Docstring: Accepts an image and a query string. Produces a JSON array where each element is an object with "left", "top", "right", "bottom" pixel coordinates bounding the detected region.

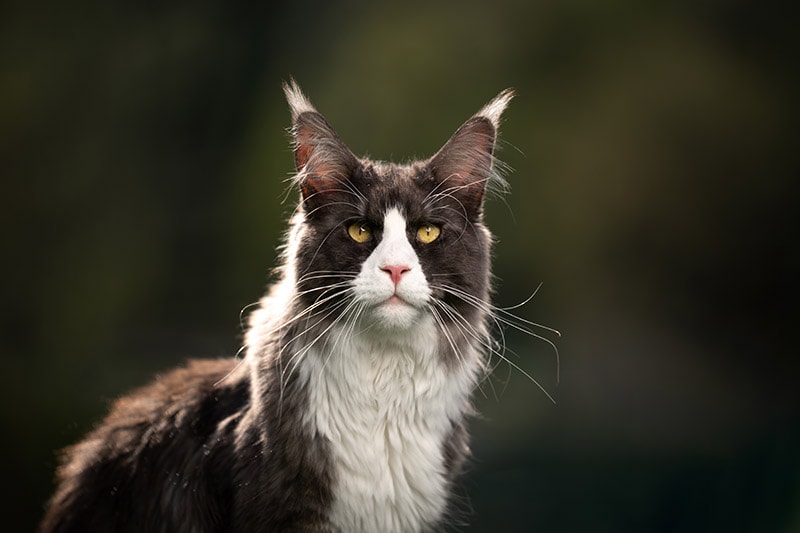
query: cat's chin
[{"left": 368, "top": 297, "right": 425, "bottom": 330}]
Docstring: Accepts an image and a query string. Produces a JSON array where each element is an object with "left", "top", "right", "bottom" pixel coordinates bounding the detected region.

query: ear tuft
[
  {"left": 283, "top": 80, "right": 357, "bottom": 199},
  {"left": 283, "top": 78, "right": 317, "bottom": 122},
  {"left": 475, "top": 88, "right": 515, "bottom": 130}
]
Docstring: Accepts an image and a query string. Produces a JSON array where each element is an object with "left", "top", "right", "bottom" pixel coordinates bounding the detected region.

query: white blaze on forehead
[{"left": 377, "top": 208, "right": 415, "bottom": 267}]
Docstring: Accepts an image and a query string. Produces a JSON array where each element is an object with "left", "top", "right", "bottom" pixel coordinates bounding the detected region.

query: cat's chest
[{"left": 299, "top": 320, "right": 474, "bottom": 532}]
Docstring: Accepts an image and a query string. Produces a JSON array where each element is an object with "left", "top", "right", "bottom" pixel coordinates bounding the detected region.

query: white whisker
[
  {"left": 431, "top": 282, "right": 560, "bottom": 401},
  {"left": 316, "top": 301, "right": 365, "bottom": 382}
]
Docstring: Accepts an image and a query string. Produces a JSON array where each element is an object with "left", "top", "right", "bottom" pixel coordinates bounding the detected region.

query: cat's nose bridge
[{"left": 373, "top": 207, "right": 419, "bottom": 283}]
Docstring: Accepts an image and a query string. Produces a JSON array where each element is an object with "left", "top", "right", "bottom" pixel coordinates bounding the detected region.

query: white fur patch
[{"left": 301, "top": 320, "right": 477, "bottom": 532}]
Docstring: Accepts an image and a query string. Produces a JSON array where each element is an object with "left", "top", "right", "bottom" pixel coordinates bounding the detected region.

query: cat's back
[{"left": 41, "top": 358, "right": 250, "bottom": 533}]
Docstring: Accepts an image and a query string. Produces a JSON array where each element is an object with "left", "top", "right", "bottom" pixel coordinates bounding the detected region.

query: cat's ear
[
  {"left": 283, "top": 80, "right": 358, "bottom": 200},
  {"left": 429, "top": 89, "right": 514, "bottom": 213}
]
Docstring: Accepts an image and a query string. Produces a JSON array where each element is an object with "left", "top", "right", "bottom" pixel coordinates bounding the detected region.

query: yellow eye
[
  {"left": 417, "top": 224, "right": 441, "bottom": 244},
  {"left": 347, "top": 222, "right": 372, "bottom": 243}
]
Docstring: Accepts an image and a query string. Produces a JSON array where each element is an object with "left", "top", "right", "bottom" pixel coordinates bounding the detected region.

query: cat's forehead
[
  {"left": 356, "top": 160, "right": 435, "bottom": 220},
  {"left": 363, "top": 160, "right": 423, "bottom": 180}
]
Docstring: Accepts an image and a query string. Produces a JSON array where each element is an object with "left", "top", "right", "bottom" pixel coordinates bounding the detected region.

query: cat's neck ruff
[{"left": 299, "top": 315, "right": 478, "bottom": 533}]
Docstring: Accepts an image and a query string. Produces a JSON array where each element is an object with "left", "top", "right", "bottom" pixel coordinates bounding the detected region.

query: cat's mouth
[{"left": 374, "top": 286, "right": 432, "bottom": 311}]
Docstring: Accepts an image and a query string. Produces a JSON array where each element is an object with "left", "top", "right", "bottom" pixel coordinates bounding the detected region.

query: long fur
[{"left": 40, "top": 83, "right": 518, "bottom": 533}]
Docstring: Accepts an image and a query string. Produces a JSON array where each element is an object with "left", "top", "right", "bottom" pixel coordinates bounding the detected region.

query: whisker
[
  {"left": 438, "top": 283, "right": 561, "bottom": 342},
  {"left": 434, "top": 298, "right": 556, "bottom": 404},
  {"left": 296, "top": 270, "right": 359, "bottom": 283},
  {"left": 316, "top": 300, "right": 364, "bottom": 382},
  {"left": 429, "top": 302, "right": 497, "bottom": 401},
  {"left": 304, "top": 199, "right": 364, "bottom": 219},
  {"left": 432, "top": 282, "right": 560, "bottom": 399},
  {"left": 212, "top": 344, "right": 250, "bottom": 387},
  {"left": 428, "top": 304, "right": 467, "bottom": 370},
  {"left": 265, "top": 284, "right": 355, "bottom": 335},
  {"left": 239, "top": 301, "right": 262, "bottom": 331},
  {"left": 279, "top": 291, "right": 355, "bottom": 359},
  {"left": 436, "top": 298, "right": 513, "bottom": 400},
  {"left": 284, "top": 297, "right": 358, "bottom": 384},
  {"left": 304, "top": 222, "right": 357, "bottom": 269},
  {"left": 276, "top": 296, "right": 355, "bottom": 412}
]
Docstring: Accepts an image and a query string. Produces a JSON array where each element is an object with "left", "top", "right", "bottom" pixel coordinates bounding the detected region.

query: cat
[{"left": 40, "top": 80, "right": 528, "bottom": 532}]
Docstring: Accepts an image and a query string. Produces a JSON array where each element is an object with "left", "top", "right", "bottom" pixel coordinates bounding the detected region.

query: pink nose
[{"left": 381, "top": 264, "right": 410, "bottom": 286}]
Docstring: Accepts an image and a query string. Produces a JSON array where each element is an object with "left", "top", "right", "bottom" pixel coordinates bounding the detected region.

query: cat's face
[
  {"left": 283, "top": 82, "right": 512, "bottom": 332},
  {"left": 294, "top": 163, "right": 490, "bottom": 331}
]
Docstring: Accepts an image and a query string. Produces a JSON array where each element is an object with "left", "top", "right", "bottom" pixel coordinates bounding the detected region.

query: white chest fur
[{"left": 300, "top": 317, "right": 476, "bottom": 533}]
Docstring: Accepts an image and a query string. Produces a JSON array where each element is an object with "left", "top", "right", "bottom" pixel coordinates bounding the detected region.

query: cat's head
[{"left": 283, "top": 81, "right": 513, "bottom": 333}]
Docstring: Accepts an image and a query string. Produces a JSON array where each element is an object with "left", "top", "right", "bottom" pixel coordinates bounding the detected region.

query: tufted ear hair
[
  {"left": 283, "top": 80, "right": 358, "bottom": 200},
  {"left": 429, "top": 89, "right": 514, "bottom": 214}
]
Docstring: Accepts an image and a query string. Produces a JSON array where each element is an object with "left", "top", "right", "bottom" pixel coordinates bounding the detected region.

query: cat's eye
[
  {"left": 416, "top": 224, "right": 441, "bottom": 244},
  {"left": 347, "top": 222, "right": 372, "bottom": 243}
]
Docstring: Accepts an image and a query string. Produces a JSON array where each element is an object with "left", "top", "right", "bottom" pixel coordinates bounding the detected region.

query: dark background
[{"left": 2, "top": 1, "right": 798, "bottom": 531}]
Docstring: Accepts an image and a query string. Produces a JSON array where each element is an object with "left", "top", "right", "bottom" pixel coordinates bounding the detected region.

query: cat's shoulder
[
  {"left": 102, "top": 358, "right": 245, "bottom": 428},
  {"left": 59, "top": 358, "right": 249, "bottom": 473}
]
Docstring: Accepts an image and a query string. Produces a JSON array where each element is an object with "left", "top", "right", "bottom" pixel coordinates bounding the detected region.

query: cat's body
[{"left": 41, "top": 82, "right": 515, "bottom": 532}]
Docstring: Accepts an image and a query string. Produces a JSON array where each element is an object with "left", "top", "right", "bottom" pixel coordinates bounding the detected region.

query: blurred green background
[{"left": 2, "top": 1, "right": 797, "bottom": 531}]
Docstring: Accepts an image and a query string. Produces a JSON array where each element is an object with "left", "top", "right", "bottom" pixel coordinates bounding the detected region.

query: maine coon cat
[{"left": 41, "top": 81, "right": 540, "bottom": 532}]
